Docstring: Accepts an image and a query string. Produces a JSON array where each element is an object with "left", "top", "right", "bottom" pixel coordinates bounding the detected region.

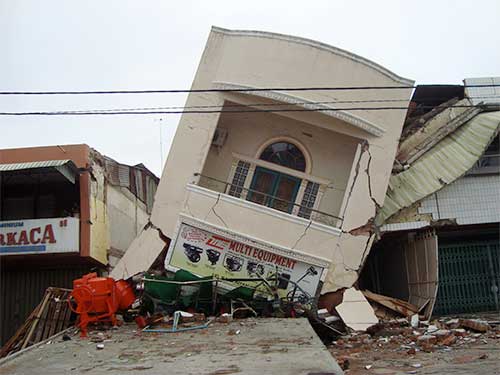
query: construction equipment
[{"left": 68, "top": 273, "right": 135, "bottom": 337}]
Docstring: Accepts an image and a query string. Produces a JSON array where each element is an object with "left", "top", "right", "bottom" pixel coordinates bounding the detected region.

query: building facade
[
  {"left": 112, "top": 27, "right": 413, "bottom": 302},
  {"left": 0, "top": 144, "right": 158, "bottom": 345}
]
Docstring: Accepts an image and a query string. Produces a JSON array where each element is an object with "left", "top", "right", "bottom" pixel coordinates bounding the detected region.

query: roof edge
[{"left": 211, "top": 26, "right": 414, "bottom": 86}]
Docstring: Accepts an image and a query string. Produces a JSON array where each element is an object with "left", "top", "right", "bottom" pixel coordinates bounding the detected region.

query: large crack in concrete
[
  {"left": 206, "top": 193, "right": 228, "bottom": 228},
  {"left": 145, "top": 221, "right": 170, "bottom": 245},
  {"left": 340, "top": 141, "right": 368, "bottom": 221},
  {"left": 365, "top": 147, "right": 383, "bottom": 210},
  {"left": 335, "top": 241, "right": 360, "bottom": 273},
  {"left": 291, "top": 220, "right": 312, "bottom": 249},
  {"left": 327, "top": 141, "right": 386, "bottom": 293}
]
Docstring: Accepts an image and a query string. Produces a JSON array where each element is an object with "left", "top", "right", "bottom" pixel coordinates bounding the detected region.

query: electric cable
[
  {"left": 0, "top": 103, "right": 496, "bottom": 116},
  {"left": 0, "top": 84, "right": 499, "bottom": 96}
]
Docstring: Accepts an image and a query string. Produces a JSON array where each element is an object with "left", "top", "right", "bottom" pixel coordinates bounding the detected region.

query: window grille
[
  {"left": 228, "top": 161, "right": 250, "bottom": 198},
  {"left": 298, "top": 181, "right": 320, "bottom": 219}
]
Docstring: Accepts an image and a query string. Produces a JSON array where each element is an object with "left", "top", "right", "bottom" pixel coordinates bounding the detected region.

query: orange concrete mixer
[{"left": 68, "top": 273, "right": 135, "bottom": 337}]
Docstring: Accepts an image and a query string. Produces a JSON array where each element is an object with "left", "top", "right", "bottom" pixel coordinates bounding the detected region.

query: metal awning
[
  {"left": 377, "top": 111, "right": 500, "bottom": 224},
  {"left": 0, "top": 159, "right": 79, "bottom": 184}
]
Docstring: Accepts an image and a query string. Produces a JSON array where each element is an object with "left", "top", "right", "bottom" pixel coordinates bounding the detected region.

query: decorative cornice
[
  {"left": 213, "top": 81, "right": 386, "bottom": 137},
  {"left": 211, "top": 26, "right": 414, "bottom": 86}
]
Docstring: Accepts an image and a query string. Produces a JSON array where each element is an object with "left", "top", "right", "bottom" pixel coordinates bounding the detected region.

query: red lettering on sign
[
  {"left": 41, "top": 224, "right": 56, "bottom": 244},
  {"left": 30, "top": 227, "right": 41, "bottom": 244},
  {"left": 7, "top": 232, "right": 17, "bottom": 245},
  {"left": 18, "top": 230, "right": 29, "bottom": 245},
  {"left": 206, "top": 235, "right": 230, "bottom": 250},
  {"left": 0, "top": 234, "right": 4, "bottom": 246}
]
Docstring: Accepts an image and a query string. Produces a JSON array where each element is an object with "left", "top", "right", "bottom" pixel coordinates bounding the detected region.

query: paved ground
[{"left": 0, "top": 318, "right": 343, "bottom": 375}]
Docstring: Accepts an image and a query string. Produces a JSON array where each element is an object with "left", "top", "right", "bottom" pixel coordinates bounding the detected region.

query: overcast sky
[{"left": 1, "top": 0, "right": 499, "bottom": 175}]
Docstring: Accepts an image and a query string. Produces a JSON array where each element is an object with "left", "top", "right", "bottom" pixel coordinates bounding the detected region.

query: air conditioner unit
[{"left": 212, "top": 128, "right": 228, "bottom": 148}]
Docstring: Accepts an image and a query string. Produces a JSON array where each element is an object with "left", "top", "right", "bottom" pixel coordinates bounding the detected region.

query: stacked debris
[
  {"left": 126, "top": 269, "right": 315, "bottom": 326},
  {"left": 330, "top": 315, "right": 500, "bottom": 371},
  {"left": 322, "top": 286, "right": 500, "bottom": 372},
  {"left": 0, "top": 287, "right": 73, "bottom": 358}
]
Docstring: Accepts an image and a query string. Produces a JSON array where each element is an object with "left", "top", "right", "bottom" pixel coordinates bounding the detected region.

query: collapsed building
[
  {"left": 111, "top": 27, "right": 414, "bottom": 307},
  {"left": 0, "top": 144, "right": 158, "bottom": 345},
  {"left": 360, "top": 79, "right": 500, "bottom": 318}
]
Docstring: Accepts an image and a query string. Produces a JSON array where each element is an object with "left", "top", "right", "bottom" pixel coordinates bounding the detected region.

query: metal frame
[{"left": 195, "top": 173, "right": 343, "bottom": 226}]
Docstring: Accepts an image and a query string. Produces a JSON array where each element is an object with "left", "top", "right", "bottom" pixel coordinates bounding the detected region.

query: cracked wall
[{"left": 322, "top": 142, "right": 384, "bottom": 293}]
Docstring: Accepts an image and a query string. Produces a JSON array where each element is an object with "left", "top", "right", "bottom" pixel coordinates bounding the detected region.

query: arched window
[
  {"left": 247, "top": 141, "right": 307, "bottom": 213},
  {"left": 259, "top": 142, "right": 306, "bottom": 172}
]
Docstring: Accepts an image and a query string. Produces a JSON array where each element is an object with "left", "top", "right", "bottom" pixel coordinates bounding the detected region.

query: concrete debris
[
  {"left": 458, "top": 319, "right": 490, "bottom": 333},
  {"left": 417, "top": 334, "right": 437, "bottom": 345},
  {"left": 410, "top": 314, "right": 419, "bottom": 328},
  {"left": 329, "top": 313, "right": 500, "bottom": 374},
  {"left": 336, "top": 288, "right": 378, "bottom": 332},
  {"left": 217, "top": 313, "right": 233, "bottom": 324}
]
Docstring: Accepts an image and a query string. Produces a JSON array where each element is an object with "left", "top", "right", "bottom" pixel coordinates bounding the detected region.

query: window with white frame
[{"left": 245, "top": 141, "right": 306, "bottom": 214}]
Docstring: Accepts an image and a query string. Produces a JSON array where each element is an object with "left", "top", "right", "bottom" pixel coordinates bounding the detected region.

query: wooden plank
[
  {"left": 20, "top": 291, "right": 50, "bottom": 350},
  {"left": 2, "top": 287, "right": 75, "bottom": 358},
  {"left": 0, "top": 305, "right": 40, "bottom": 357},
  {"left": 362, "top": 290, "right": 418, "bottom": 318},
  {"left": 47, "top": 289, "right": 67, "bottom": 338},
  {"left": 55, "top": 290, "right": 70, "bottom": 333},
  {"left": 33, "top": 289, "right": 50, "bottom": 342},
  {"left": 40, "top": 291, "right": 57, "bottom": 341},
  {"left": 46, "top": 296, "right": 59, "bottom": 339}
]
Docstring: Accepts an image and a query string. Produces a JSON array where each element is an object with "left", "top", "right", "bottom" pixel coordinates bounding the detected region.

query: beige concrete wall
[
  {"left": 107, "top": 185, "right": 149, "bottom": 254},
  {"left": 112, "top": 27, "right": 413, "bottom": 291},
  {"left": 91, "top": 161, "right": 151, "bottom": 270},
  {"left": 201, "top": 108, "right": 360, "bottom": 217},
  {"left": 182, "top": 184, "right": 340, "bottom": 262},
  {"left": 89, "top": 163, "right": 109, "bottom": 265}
]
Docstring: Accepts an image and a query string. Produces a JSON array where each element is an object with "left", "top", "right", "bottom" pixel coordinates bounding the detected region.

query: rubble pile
[{"left": 329, "top": 316, "right": 500, "bottom": 372}]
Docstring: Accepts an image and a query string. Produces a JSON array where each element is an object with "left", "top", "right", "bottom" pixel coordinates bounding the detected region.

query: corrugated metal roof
[
  {"left": 377, "top": 111, "right": 500, "bottom": 224},
  {"left": 0, "top": 159, "right": 74, "bottom": 171},
  {"left": 0, "top": 160, "right": 78, "bottom": 184}
]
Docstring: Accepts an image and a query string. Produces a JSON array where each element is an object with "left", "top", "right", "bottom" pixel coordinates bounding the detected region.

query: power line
[
  {"left": 0, "top": 104, "right": 492, "bottom": 116},
  {"left": 1, "top": 84, "right": 500, "bottom": 96},
  {"left": 40, "top": 94, "right": 500, "bottom": 114}
]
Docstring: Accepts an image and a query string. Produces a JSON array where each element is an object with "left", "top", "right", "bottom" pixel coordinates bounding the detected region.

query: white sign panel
[
  {"left": 166, "top": 222, "right": 326, "bottom": 299},
  {"left": 0, "top": 218, "right": 79, "bottom": 255}
]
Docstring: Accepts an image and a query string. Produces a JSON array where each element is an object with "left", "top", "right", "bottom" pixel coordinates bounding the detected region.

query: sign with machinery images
[{"left": 165, "top": 221, "right": 327, "bottom": 299}]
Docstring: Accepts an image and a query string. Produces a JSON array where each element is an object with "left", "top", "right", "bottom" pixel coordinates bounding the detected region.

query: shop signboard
[
  {"left": 165, "top": 221, "right": 328, "bottom": 299},
  {"left": 0, "top": 217, "right": 79, "bottom": 255}
]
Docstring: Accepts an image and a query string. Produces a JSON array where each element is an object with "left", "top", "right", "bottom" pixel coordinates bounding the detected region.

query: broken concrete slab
[
  {"left": 336, "top": 288, "right": 378, "bottom": 331},
  {"left": 0, "top": 319, "right": 344, "bottom": 375},
  {"left": 110, "top": 225, "right": 168, "bottom": 280}
]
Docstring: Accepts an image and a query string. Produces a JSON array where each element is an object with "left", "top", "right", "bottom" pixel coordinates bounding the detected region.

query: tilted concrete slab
[{"left": 0, "top": 318, "right": 343, "bottom": 375}]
